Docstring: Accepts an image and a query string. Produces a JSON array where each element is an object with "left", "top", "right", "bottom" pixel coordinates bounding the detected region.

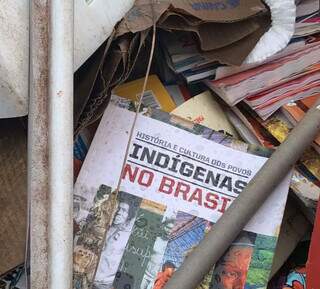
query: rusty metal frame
[
  {"left": 29, "top": 1, "right": 74, "bottom": 289},
  {"left": 29, "top": 1, "right": 49, "bottom": 288}
]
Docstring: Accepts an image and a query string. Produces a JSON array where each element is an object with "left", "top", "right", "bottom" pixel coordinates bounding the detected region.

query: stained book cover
[{"left": 73, "top": 99, "right": 291, "bottom": 289}]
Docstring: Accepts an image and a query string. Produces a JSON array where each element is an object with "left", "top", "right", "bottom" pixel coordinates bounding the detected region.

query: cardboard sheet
[
  {"left": 75, "top": 0, "right": 271, "bottom": 132},
  {"left": 0, "top": 119, "right": 27, "bottom": 275}
]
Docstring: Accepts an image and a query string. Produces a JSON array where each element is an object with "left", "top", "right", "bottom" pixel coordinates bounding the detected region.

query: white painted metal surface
[
  {"left": 0, "top": 0, "right": 134, "bottom": 119},
  {"left": 75, "top": 0, "right": 135, "bottom": 70},
  {"left": 0, "top": 0, "right": 29, "bottom": 118},
  {"left": 48, "top": 1, "right": 74, "bottom": 288}
]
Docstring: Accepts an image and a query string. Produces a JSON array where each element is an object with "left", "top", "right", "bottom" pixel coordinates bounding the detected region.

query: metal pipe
[
  {"left": 29, "top": 0, "right": 74, "bottom": 288},
  {"left": 29, "top": 0, "right": 50, "bottom": 288},
  {"left": 48, "top": 1, "right": 74, "bottom": 289},
  {"left": 164, "top": 99, "right": 320, "bottom": 289}
]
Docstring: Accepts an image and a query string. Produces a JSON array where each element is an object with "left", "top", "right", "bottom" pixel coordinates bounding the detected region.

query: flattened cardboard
[
  {"left": 0, "top": 119, "right": 27, "bottom": 275},
  {"left": 203, "top": 14, "right": 270, "bottom": 65},
  {"left": 115, "top": 0, "right": 170, "bottom": 36},
  {"left": 74, "top": 41, "right": 109, "bottom": 128},
  {"left": 159, "top": 14, "right": 262, "bottom": 51},
  {"left": 198, "top": 19, "right": 261, "bottom": 50},
  {"left": 116, "top": 0, "right": 267, "bottom": 36},
  {"left": 171, "top": 0, "right": 266, "bottom": 22},
  {"left": 76, "top": 30, "right": 149, "bottom": 133},
  {"left": 75, "top": 0, "right": 271, "bottom": 131}
]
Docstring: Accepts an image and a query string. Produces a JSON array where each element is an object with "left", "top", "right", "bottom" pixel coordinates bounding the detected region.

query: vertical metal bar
[
  {"left": 29, "top": 0, "right": 74, "bottom": 288},
  {"left": 48, "top": 1, "right": 74, "bottom": 289},
  {"left": 29, "top": 0, "right": 49, "bottom": 289}
]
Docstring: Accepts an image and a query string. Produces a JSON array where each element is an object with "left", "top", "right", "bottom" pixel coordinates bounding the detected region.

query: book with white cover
[{"left": 73, "top": 100, "right": 291, "bottom": 289}]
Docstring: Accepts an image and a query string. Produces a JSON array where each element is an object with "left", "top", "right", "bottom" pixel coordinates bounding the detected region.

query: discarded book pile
[
  {"left": 73, "top": 81, "right": 319, "bottom": 289},
  {"left": 70, "top": 1, "right": 320, "bottom": 289},
  {"left": 1, "top": 1, "right": 319, "bottom": 289}
]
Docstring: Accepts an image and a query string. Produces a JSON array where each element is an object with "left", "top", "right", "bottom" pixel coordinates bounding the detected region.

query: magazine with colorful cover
[{"left": 73, "top": 99, "right": 291, "bottom": 289}]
